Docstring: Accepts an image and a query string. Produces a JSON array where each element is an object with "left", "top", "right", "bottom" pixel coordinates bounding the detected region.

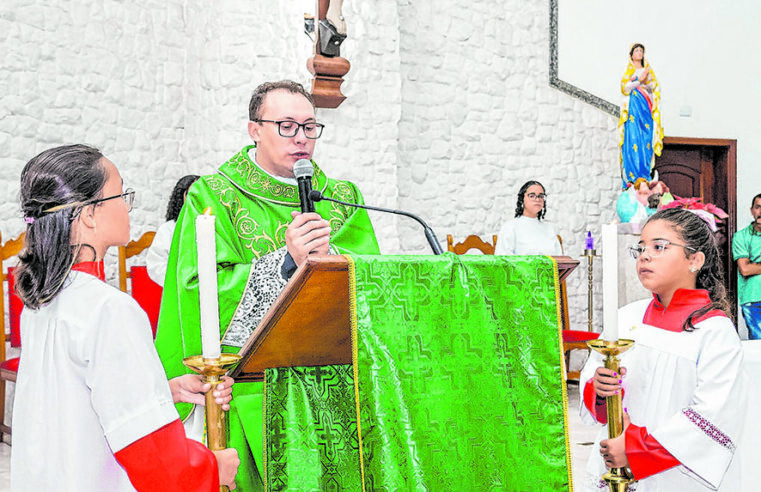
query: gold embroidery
[
  {"left": 326, "top": 181, "right": 356, "bottom": 232},
  {"left": 206, "top": 175, "right": 282, "bottom": 258}
]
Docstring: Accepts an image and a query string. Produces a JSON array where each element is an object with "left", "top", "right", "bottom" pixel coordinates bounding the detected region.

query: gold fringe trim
[
  {"left": 346, "top": 255, "right": 367, "bottom": 492},
  {"left": 263, "top": 371, "right": 269, "bottom": 490},
  {"left": 548, "top": 256, "right": 574, "bottom": 491}
]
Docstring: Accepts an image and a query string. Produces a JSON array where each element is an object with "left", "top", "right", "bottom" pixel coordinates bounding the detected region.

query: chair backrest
[
  {"left": 129, "top": 266, "right": 163, "bottom": 338},
  {"left": 118, "top": 231, "right": 156, "bottom": 292},
  {"left": 1, "top": 232, "right": 26, "bottom": 355},
  {"left": 446, "top": 234, "right": 498, "bottom": 255},
  {"left": 556, "top": 234, "right": 565, "bottom": 255}
]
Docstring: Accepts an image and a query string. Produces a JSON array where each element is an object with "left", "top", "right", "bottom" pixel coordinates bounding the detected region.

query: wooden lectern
[{"left": 230, "top": 255, "right": 579, "bottom": 382}]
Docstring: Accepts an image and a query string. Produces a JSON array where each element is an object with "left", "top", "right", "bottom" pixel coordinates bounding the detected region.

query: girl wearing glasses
[
  {"left": 11, "top": 145, "right": 239, "bottom": 491},
  {"left": 494, "top": 180, "right": 562, "bottom": 256},
  {"left": 579, "top": 208, "right": 747, "bottom": 491}
]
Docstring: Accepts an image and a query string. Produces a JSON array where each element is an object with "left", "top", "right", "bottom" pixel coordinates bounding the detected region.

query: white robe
[
  {"left": 145, "top": 219, "right": 176, "bottom": 286},
  {"left": 494, "top": 215, "right": 562, "bottom": 255},
  {"left": 579, "top": 299, "right": 748, "bottom": 491},
  {"left": 11, "top": 271, "right": 179, "bottom": 491}
]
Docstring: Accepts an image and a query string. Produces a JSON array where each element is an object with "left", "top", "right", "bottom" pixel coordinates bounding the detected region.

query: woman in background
[
  {"left": 495, "top": 180, "right": 562, "bottom": 256},
  {"left": 146, "top": 175, "right": 199, "bottom": 286}
]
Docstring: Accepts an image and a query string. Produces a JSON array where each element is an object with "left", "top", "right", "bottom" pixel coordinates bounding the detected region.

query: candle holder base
[
  {"left": 587, "top": 339, "right": 636, "bottom": 492},
  {"left": 183, "top": 353, "right": 241, "bottom": 492},
  {"left": 602, "top": 468, "right": 635, "bottom": 492}
]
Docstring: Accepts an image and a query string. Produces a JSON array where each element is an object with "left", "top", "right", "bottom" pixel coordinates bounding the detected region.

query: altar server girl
[
  {"left": 10, "top": 145, "right": 239, "bottom": 491},
  {"left": 579, "top": 208, "right": 747, "bottom": 491}
]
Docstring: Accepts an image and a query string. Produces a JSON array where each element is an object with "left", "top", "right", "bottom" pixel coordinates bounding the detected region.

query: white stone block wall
[
  {"left": 396, "top": 0, "right": 620, "bottom": 330},
  {"left": 1, "top": 0, "right": 620, "bottom": 335}
]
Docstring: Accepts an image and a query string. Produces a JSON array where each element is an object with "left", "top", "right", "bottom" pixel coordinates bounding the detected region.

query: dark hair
[
  {"left": 629, "top": 43, "right": 646, "bottom": 63},
  {"left": 514, "top": 180, "right": 547, "bottom": 220},
  {"left": 15, "top": 144, "right": 107, "bottom": 309},
  {"left": 645, "top": 208, "right": 730, "bottom": 330},
  {"left": 248, "top": 80, "right": 314, "bottom": 121},
  {"left": 751, "top": 193, "right": 761, "bottom": 208},
  {"left": 165, "top": 175, "right": 200, "bottom": 222}
]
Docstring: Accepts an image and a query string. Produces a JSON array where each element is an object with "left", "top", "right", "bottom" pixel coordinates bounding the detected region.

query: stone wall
[{"left": 1, "top": 0, "right": 621, "bottom": 331}]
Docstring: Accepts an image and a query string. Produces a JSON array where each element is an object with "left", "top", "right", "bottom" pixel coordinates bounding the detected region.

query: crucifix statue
[{"left": 307, "top": 0, "right": 350, "bottom": 108}]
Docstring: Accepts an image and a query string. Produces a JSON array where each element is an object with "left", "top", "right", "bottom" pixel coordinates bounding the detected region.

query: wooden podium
[{"left": 230, "top": 255, "right": 579, "bottom": 382}]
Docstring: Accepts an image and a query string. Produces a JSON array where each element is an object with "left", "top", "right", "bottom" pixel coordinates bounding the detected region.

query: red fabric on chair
[
  {"left": 0, "top": 357, "right": 19, "bottom": 373},
  {"left": 130, "top": 266, "right": 163, "bottom": 338},
  {"left": 0, "top": 357, "right": 19, "bottom": 383},
  {"left": 562, "top": 330, "right": 600, "bottom": 343},
  {"left": 6, "top": 267, "right": 23, "bottom": 348}
]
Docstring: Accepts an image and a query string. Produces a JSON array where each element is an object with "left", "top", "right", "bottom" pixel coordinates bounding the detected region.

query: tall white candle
[
  {"left": 196, "top": 209, "right": 221, "bottom": 360},
  {"left": 601, "top": 223, "right": 619, "bottom": 340}
]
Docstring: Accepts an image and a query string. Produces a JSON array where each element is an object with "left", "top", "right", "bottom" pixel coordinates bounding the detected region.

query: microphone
[
  {"left": 293, "top": 159, "right": 315, "bottom": 213},
  {"left": 309, "top": 189, "right": 444, "bottom": 255}
]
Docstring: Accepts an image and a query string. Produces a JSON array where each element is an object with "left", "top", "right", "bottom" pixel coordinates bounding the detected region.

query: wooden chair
[
  {"left": 118, "top": 231, "right": 156, "bottom": 292},
  {"left": 0, "top": 231, "right": 25, "bottom": 439},
  {"left": 446, "top": 234, "right": 498, "bottom": 255},
  {"left": 118, "top": 231, "right": 162, "bottom": 337}
]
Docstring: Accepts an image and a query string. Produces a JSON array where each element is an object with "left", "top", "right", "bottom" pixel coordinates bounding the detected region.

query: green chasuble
[
  {"left": 264, "top": 254, "right": 572, "bottom": 491},
  {"left": 155, "top": 145, "right": 379, "bottom": 491}
]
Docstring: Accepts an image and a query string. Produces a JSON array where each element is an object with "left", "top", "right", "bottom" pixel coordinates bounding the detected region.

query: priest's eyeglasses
[
  {"left": 254, "top": 119, "right": 325, "bottom": 139},
  {"left": 526, "top": 193, "right": 546, "bottom": 201},
  {"left": 89, "top": 188, "right": 136, "bottom": 212},
  {"left": 628, "top": 239, "right": 696, "bottom": 259}
]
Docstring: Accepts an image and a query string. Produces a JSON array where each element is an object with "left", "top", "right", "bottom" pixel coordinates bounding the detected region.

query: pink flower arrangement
[{"left": 661, "top": 196, "right": 728, "bottom": 232}]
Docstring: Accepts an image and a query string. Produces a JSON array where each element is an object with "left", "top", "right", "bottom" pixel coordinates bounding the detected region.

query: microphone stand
[{"left": 309, "top": 190, "right": 443, "bottom": 255}]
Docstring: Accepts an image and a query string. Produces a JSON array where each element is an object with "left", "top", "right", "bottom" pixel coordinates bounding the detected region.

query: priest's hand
[
  {"left": 600, "top": 411, "right": 631, "bottom": 469},
  {"left": 592, "top": 366, "right": 627, "bottom": 398},
  {"left": 213, "top": 448, "right": 240, "bottom": 490},
  {"left": 286, "top": 211, "right": 332, "bottom": 266},
  {"left": 168, "top": 374, "right": 235, "bottom": 411}
]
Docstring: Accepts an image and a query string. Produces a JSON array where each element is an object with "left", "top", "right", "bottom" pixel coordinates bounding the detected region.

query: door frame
[{"left": 659, "top": 136, "right": 738, "bottom": 320}]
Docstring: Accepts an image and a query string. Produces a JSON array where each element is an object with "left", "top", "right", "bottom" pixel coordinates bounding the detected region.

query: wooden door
[{"left": 655, "top": 137, "right": 738, "bottom": 320}]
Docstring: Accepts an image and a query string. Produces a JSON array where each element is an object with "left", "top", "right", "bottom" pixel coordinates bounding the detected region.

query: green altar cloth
[{"left": 264, "top": 254, "right": 572, "bottom": 491}]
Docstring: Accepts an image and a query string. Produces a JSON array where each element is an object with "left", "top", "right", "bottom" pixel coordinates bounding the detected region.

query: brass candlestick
[
  {"left": 183, "top": 353, "right": 242, "bottom": 492},
  {"left": 581, "top": 248, "right": 598, "bottom": 332},
  {"left": 586, "top": 339, "right": 635, "bottom": 492}
]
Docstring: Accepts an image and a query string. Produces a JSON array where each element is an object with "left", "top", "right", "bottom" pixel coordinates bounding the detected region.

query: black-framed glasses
[
  {"left": 89, "top": 188, "right": 135, "bottom": 212},
  {"left": 526, "top": 193, "right": 546, "bottom": 201},
  {"left": 253, "top": 119, "right": 325, "bottom": 139},
  {"left": 628, "top": 239, "right": 696, "bottom": 259}
]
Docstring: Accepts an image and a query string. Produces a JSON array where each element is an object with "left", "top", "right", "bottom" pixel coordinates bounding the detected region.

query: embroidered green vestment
[{"left": 155, "top": 146, "right": 379, "bottom": 491}]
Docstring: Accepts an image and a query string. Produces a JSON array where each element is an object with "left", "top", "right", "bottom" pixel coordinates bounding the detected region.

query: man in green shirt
[
  {"left": 155, "top": 80, "right": 379, "bottom": 491},
  {"left": 732, "top": 193, "right": 761, "bottom": 339}
]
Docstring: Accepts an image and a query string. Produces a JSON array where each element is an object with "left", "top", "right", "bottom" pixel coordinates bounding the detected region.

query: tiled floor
[{"left": 0, "top": 382, "right": 598, "bottom": 491}]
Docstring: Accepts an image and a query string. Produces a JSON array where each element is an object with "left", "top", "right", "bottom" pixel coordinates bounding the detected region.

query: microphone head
[
  {"left": 308, "top": 190, "right": 323, "bottom": 202},
  {"left": 293, "top": 159, "right": 314, "bottom": 179}
]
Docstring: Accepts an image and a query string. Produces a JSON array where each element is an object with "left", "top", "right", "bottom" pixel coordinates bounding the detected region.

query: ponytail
[{"left": 15, "top": 145, "right": 106, "bottom": 309}]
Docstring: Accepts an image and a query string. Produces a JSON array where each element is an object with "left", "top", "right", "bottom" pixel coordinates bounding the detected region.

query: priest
[{"left": 155, "top": 80, "right": 379, "bottom": 491}]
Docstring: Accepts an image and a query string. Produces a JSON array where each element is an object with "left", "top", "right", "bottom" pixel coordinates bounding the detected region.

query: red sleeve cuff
[
  {"left": 115, "top": 419, "right": 219, "bottom": 492},
  {"left": 583, "top": 379, "right": 608, "bottom": 424},
  {"left": 625, "top": 423, "right": 680, "bottom": 480}
]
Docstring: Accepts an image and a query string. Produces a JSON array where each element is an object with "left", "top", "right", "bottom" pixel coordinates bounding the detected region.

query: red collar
[
  {"left": 71, "top": 261, "right": 106, "bottom": 282},
  {"left": 643, "top": 288, "right": 725, "bottom": 332}
]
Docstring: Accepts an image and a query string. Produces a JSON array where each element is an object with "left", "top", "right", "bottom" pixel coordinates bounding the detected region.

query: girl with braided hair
[
  {"left": 494, "top": 180, "right": 562, "bottom": 255},
  {"left": 579, "top": 208, "right": 747, "bottom": 491}
]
